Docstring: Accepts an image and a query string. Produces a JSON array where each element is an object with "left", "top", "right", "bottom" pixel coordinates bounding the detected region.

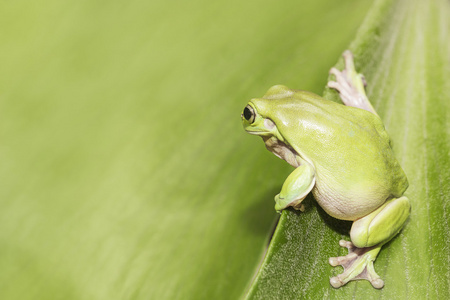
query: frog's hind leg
[
  {"left": 328, "top": 50, "right": 378, "bottom": 116},
  {"left": 329, "top": 196, "right": 411, "bottom": 289}
]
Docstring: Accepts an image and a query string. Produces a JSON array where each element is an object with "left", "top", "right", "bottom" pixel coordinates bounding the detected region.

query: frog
[{"left": 241, "top": 50, "right": 410, "bottom": 289}]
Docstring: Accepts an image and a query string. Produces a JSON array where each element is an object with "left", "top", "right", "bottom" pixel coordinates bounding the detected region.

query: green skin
[{"left": 241, "top": 51, "right": 410, "bottom": 289}]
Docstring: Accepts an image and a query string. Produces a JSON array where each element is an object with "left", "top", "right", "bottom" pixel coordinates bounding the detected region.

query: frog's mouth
[
  {"left": 245, "top": 129, "right": 269, "bottom": 135},
  {"left": 262, "top": 136, "right": 300, "bottom": 168}
]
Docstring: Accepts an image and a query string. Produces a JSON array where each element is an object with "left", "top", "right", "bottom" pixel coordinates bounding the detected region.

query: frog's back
[{"left": 269, "top": 91, "right": 408, "bottom": 220}]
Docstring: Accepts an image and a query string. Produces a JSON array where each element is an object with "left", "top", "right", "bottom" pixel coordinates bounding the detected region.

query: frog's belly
[{"left": 312, "top": 176, "right": 389, "bottom": 221}]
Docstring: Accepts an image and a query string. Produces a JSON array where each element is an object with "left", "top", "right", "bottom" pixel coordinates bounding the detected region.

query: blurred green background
[{"left": 0, "top": 0, "right": 372, "bottom": 299}]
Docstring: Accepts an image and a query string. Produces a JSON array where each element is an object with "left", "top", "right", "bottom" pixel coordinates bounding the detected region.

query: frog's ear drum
[{"left": 243, "top": 105, "right": 255, "bottom": 124}]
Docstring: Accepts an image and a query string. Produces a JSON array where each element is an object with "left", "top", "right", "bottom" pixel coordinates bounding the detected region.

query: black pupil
[{"left": 243, "top": 107, "right": 252, "bottom": 120}]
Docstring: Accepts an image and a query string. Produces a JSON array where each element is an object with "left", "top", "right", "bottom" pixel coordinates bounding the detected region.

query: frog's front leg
[
  {"left": 328, "top": 50, "right": 378, "bottom": 116},
  {"left": 329, "top": 196, "right": 410, "bottom": 288},
  {"left": 274, "top": 158, "right": 315, "bottom": 213}
]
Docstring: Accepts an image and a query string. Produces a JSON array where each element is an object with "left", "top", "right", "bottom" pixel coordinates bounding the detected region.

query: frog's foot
[
  {"left": 327, "top": 50, "right": 377, "bottom": 116},
  {"left": 329, "top": 240, "right": 384, "bottom": 289}
]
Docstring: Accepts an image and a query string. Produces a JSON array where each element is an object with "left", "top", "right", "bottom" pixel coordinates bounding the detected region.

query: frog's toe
[
  {"left": 330, "top": 275, "right": 345, "bottom": 288},
  {"left": 329, "top": 240, "right": 384, "bottom": 289},
  {"left": 328, "top": 68, "right": 351, "bottom": 89},
  {"left": 359, "top": 261, "right": 385, "bottom": 288},
  {"left": 339, "top": 239, "right": 354, "bottom": 248},
  {"left": 327, "top": 80, "right": 339, "bottom": 89},
  {"left": 328, "top": 67, "right": 342, "bottom": 77},
  {"left": 329, "top": 252, "right": 357, "bottom": 266},
  {"left": 342, "top": 50, "right": 355, "bottom": 69},
  {"left": 327, "top": 81, "right": 341, "bottom": 91},
  {"left": 370, "top": 278, "right": 385, "bottom": 289}
]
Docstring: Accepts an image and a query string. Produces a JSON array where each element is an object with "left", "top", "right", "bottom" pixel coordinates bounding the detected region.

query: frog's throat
[{"left": 263, "top": 136, "right": 301, "bottom": 168}]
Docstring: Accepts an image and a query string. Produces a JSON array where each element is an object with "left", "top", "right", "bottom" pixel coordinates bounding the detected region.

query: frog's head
[
  {"left": 241, "top": 101, "right": 279, "bottom": 138},
  {"left": 241, "top": 85, "right": 308, "bottom": 168},
  {"left": 241, "top": 85, "right": 296, "bottom": 141},
  {"left": 242, "top": 98, "right": 303, "bottom": 167}
]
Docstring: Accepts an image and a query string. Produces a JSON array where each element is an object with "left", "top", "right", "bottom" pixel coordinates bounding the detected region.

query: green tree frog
[{"left": 241, "top": 51, "right": 410, "bottom": 289}]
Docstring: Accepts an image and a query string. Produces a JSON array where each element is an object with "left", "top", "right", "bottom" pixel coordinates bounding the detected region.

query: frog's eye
[{"left": 243, "top": 105, "right": 255, "bottom": 124}]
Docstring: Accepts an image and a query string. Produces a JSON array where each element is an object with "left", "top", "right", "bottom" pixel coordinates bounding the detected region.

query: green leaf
[{"left": 246, "top": 0, "right": 450, "bottom": 299}]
